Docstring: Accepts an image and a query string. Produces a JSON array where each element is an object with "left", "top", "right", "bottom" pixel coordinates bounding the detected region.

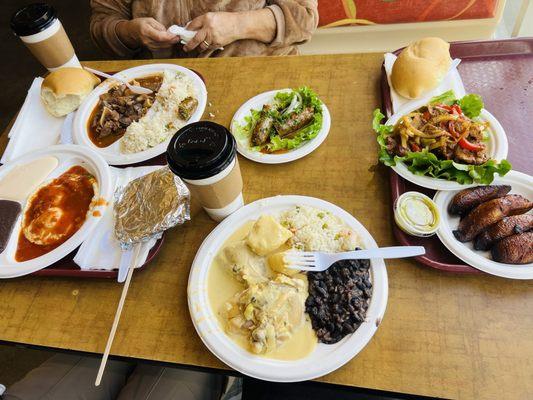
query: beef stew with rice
[{"left": 87, "top": 75, "right": 163, "bottom": 148}]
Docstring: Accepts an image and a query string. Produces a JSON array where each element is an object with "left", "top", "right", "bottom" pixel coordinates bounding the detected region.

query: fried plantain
[
  {"left": 491, "top": 231, "right": 533, "bottom": 264},
  {"left": 448, "top": 185, "right": 511, "bottom": 216},
  {"left": 474, "top": 214, "right": 533, "bottom": 250},
  {"left": 453, "top": 195, "right": 533, "bottom": 242}
]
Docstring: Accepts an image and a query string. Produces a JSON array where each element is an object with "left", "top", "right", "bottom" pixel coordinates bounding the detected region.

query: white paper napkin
[
  {"left": 167, "top": 24, "right": 223, "bottom": 50},
  {"left": 59, "top": 112, "right": 75, "bottom": 144},
  {"left": 383, "top": 54, "right": 466, "bottom": 116},
  {"left": 74, "top": 165, "right": 164, "bottom": 271},
  {"left": 2, "top": 78, "right": 64, "bottom": 163},
  {"left": 168, "top": 25, "right": 196, "bottom": 44}
]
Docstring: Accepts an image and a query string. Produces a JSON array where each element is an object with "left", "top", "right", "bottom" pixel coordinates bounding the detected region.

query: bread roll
[
  {"left": 391, "top": 37, "right": 452, "bottom": 99},
  {"left": 41, "top": 67, "right": 100, "bottom": 117}
]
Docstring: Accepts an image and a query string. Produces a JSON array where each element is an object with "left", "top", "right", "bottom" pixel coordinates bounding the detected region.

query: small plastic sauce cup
[{"left": 394, "top": 191, "right": 440, "bottom": 237}]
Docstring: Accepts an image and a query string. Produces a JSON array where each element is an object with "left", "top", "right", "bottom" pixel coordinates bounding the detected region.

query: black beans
[{"left": 306, "top": 257, "right": 372, "bottom": 344}]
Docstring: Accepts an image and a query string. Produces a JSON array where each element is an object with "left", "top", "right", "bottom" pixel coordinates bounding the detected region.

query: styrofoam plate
[
  {"left": 73, "top": 63, "right": 207, "bottom": 166},
  {"left": 433, "top": 170, "right": 533, "bottom": 279},
  {"left": 386, "top": 100, "right": 509, "bottom": 191},
  {"left": 0, "top": 145, "right": 112, "bottom": 278},
  {"left": 187, "top": 195, "right": 388, "bottom": 382},
  {"left": 230, "top": 90, "right": 331, "bottom": 164}
]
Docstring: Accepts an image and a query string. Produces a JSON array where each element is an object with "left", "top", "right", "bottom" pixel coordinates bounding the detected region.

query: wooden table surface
[{"left": 1, "top": 54, "right": 533, "bottom": 400}]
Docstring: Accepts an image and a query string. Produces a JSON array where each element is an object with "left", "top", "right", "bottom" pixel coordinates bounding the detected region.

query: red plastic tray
[
  {"left": 381, "top": 38, "right": 533, "bottom": 273},
  {"left": 32, "top": 238, "right": 165, "bottom": 278},
  {"left": 31, "top": 154, "right": 169, "bottom": 278},
  {"left": 22, "top": 68, "right": 206, "bottom": 278}
]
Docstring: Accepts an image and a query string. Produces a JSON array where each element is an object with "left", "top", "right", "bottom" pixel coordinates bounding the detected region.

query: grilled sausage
[
  {"left": 178, "top": 97, "right": 198, "bottom": 120},
  {"left": 448, "top": 185, "right": 511, "bottom": 216},
  {"left": 251, "top": 104, "right": 274, "bottom": 146},
  {"left": 474, "top": 214, "right": 533, "bottom": 250},
  {"left": 491, "top": 231, "right": 533, "bottom": 264},
  {"left": 453, "top": 195, "right": 533, "bottom": 242},
  {"left": 275, "top": 107, "right": 314, "bottom": 138}
]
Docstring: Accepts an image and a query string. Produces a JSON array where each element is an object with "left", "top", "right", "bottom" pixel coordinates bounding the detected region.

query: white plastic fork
[
  {"left": 83, "top": 66, "right": 153, "bottom": 95},
  {"left": 284, "top": 246, "right": 425, "bottom": 272}
]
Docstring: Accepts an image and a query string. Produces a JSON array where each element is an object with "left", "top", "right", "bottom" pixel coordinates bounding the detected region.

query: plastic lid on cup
[
  {"left": 166, "top": 121, "right": 236, "bottom": 180},
  {"left": 11, "top": 3, "right": 57, "bottom": 37}
]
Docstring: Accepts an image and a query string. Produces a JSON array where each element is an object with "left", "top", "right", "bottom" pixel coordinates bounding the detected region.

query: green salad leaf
[
  {"left": 429, "top": 90, "right": 456, "bottom": 106},
  {"left": 373, "top": 109, "right": 395, "bottom": 166},
  {"left": 233, "top": 109, "right": 263, "bottom": 152},
  {"left": 429, "top": 90, "right": 484, "bottom": 118},
  {"left": 234, "top": 86, "right": 323, "bottom": 153},
  {"left": 458, "top": 94, "right": 483, "bottom": 118},
  {"left": 372, "top": 106, "right": 511, "bottom": 185}
]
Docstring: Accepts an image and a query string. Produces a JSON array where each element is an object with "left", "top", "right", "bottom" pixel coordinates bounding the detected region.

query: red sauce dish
[{"left": 15, "top": 166, "right": 97, "bottom": 262}]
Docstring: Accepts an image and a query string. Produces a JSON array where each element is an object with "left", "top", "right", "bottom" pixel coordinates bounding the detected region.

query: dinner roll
[
  {"left": 41, "top": 67, "right": 100, "bottom": 117},
  {"left": 391, "top": 37, "right": 452, "bottom": 99}
]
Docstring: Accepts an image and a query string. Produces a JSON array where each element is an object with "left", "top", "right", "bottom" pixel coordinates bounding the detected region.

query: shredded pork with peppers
[{"left": 386, "top": 103, "right": 488, "bottom": 165}]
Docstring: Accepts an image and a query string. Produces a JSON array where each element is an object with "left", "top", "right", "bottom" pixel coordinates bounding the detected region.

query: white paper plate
[
  {"left": 434, "top": 170, "right": 533, "bottom": 279},
  {"left": 386, "top": 100, "right": 508, "bottom": 191},
  {"left": 230, "top": 90, "right": 331, "bottom": 164},
  {"left": 188, "top": 195, "right": 388, "bottom": 382},
  {"left": 0, "top": 145, "right": 112, "bottom": 278},
  {"left": 73, "top": 63, "right": 207, "bottom": 165}
]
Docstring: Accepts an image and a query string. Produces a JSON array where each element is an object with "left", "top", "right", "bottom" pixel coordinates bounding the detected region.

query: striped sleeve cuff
[
  {"left": 108, "top": 19, "right": 141, "bottom": 58},
  {"left": 266, "top": 5, "right": 286, "bottom": 48}
]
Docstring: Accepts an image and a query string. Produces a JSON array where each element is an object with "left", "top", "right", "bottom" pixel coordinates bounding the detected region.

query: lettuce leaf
[
  {"left": 429, "top": 91, "right": 484, "bottom": 118},
  {"left": 373, "top": 109, "right": 396, "bottom": 166},
  {"left": 273, "top": 91, "right": 295, "bottom": 111},
  {"left": 232, "top": 108, "right": 262, "bottom": 151},
  {"left": 429, "top": 90, "right": 456, "bottom": 105},
  {"left": 458, "top": 94, "right": 483, "bottom": 118},
  {"left": 372, "top": 108, "right": 511, "bottom": 185}
]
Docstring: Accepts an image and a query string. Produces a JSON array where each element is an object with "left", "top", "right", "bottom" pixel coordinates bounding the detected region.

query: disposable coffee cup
[
  {"left": 167, "top": 121, "right": 244, "bottom": 222},
  {"left": 11, "top": 3, "right": 81, "bottom": 71}
]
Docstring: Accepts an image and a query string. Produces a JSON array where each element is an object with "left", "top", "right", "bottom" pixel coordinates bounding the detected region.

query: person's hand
[
  {"left": 117, "top": 18, "right": 180, "bottom": 52},
  {"left": 183, "top": 12, "right": 240, "bottom": 52},
  {"left": 184, "top": 10, "right": 276, "bottom": 53}
]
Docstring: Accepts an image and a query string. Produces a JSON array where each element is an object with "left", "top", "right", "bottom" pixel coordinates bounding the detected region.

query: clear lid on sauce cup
[
  {"left": 393, "top": 191, "right": 440, "bottom": 237},
  {"left": 11, "top": 3, "right": 57, "bottom": 37},
  {"left": 166, "top": 121, "right": 236, "bottom": 181}
]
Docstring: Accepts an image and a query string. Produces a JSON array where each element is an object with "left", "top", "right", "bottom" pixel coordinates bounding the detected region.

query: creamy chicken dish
[
  {"left": 208, "top": 207, "right": 362, "bottom": 359},
  {"left": 210, "top": 215, "right": 313, "bottom": 358}
]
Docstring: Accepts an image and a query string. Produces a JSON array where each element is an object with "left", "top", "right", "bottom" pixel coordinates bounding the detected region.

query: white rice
[
  {"left": 120, "top": 69, "right": 197, "bottom": 154},
  {"left": 280, "top": 205, "right": 359, "bottom": 252}
]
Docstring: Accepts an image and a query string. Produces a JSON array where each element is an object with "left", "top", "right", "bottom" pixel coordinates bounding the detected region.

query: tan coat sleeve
[
  {"left": 266, "top": 0, "right": 318, "bottom": 48},
  {"left": 90, "top": 0, "right": 138, "bottom": 58}
]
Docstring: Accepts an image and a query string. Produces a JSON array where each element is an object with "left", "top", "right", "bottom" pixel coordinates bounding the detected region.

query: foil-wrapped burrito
[{"left": 114, "top": 166, "right": 190, "bottom": 249}]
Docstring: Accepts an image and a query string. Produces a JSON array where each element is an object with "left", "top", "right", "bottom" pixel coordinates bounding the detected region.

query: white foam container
[
  {"left": 188, "top": 195, "right": 388, "bottom": 382},
  {"left": 433, "top": 170, "right": 533, "bottom": 279},
  {"left": 386, "top": 100, "right": 509, "bottom": 191},
  {"left": 230, "top": 89, "right": 331, "bottom": 164},
  {"left": 73, "top": 63, "right": 207, "bottom": 165},
  {"left": 0, "top": 145, "right": 112, "bottom": 278}
]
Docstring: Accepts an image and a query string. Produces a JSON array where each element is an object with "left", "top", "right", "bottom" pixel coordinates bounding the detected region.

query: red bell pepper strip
[
  {"left": 439, "top": 104, "right": 463, "bottom": 115},
  {"left": 458, "top": 138, "right": 484, "bottom": 151},
  {"left": 451, "top": 104, "right": 463, "bottom": 115},
  {"left": 409, "top": 142, "right": 421, "bottom": 152}
]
